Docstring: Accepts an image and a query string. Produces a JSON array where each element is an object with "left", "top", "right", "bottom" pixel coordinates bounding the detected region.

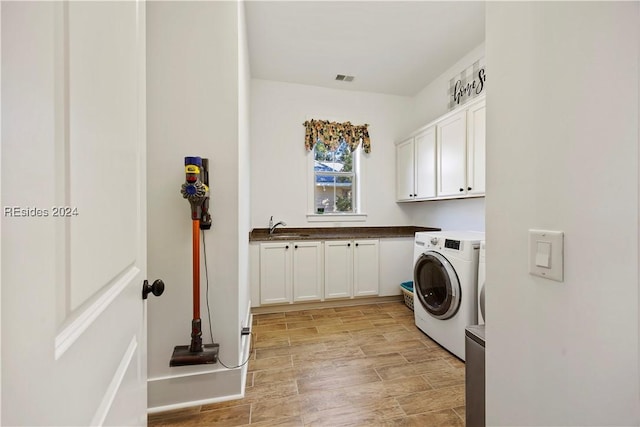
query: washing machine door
[{"left": 414, "top": 251, "right": 461, "bottom": 320}]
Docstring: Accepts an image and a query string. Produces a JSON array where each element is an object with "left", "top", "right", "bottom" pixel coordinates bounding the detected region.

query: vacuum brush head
[{"left": 170, "top": 343, "right": 220, "bottom": 367}]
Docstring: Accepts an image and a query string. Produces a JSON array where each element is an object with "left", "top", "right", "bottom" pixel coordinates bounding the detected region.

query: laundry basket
[{"left": 400, "top": 281, "right": 414, "bottom": 311}]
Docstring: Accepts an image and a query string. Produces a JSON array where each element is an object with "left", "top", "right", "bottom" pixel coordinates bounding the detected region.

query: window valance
[{"left": 303, "top": 120, "right": 371, "bottom": 153}]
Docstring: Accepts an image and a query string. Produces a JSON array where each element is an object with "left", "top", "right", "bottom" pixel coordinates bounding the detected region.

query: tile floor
[{"left": 148, "top": 302, "right": 466, "bottom": 426}]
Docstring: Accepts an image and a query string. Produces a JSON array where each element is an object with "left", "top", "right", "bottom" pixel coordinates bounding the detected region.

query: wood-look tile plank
[
  {"left": 285, "top": 317, "right": 343, "bottom": 330},
  {"left": 150, "top": 404, "right": 251, "bottom": 427},
  {"left": 361, "top": 339, "right": 429, "bottom": 356},
  {"left": 332, "top": 352, "right": 408, "bottom": 370},
  {"left": 296, "top": 381, "right": 388, "bottom": 414},
  {"left": 302, "top": 396, "right": 404, "bottom": 426},
  {"left": 291, "top": 345, "right": 364, "bottom": 365},
  {"left": 380, "top": 375, "right": 433, "bottom": 396},
  {"left": 383, "top": 408, "right": 464, "bottom": 427},
  {"left": 375, "top": 358, "right": 450, "bottom": 381},
  {"left": 245, "top": 415, "right": 304, "bottom": 427},
  {"left": 395, "top": 384, "right": 465, "bottom": 415},
  {"left": 253, "top": 367, "right": 298, "bottom": 386},
  {"left": 252, "top": 323, "right": 288, "bottom": 333},
  {"left": 250, "top": 396, "right": 302, "bottom": 424},
  {"left": 297, "top": 369, "right": 381, "bottom": 394},
  {"left": 452, "top": 405, "right": 466, "bottom": 422},
  {"left": 400, "top": 346, "right": 451, "bottom": 363},
  {"left": 422, "top": 365, "right": 465, "bottom": 389},
  {"left": 148, "top": 406, "right": 202, "bottom": 423},
  {"left": 248, "top": 354, "right": 292, "bottom": 372},
  {"left": 243, "top": 380, "right": 298, "bottom": 404},
  {"left": 253, "top": 337, "right": 290, "bottom": 349},
  {"left": 315, "top": 320, "right": 374, "bottom": 333}
]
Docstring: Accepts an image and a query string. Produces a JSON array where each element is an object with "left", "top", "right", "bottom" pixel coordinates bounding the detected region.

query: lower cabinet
[
  {"left": 259, "top": 241, "right": 323, "bottom": 305},
  {"left": 324, "top": 239, "right": 379, "bottom": 300},
  {"left": 259, "top": 239, "right": 379, "bottom": 305}
]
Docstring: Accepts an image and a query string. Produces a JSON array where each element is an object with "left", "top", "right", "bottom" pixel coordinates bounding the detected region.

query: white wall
[
  {"left": 250, "top": 79, "right": 414, "bottom": 228},
  {"left": 402, "top": 43, "right": 486, "bottom": 232},
  {"left": 146, "top": 1, "right": 244, "bottom": 410},
  {"left": 485, "top": 2, "right": 639, "bottom": 425}
]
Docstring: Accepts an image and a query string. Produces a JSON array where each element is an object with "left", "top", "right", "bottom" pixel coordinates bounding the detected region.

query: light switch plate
[{"left": 528, "top": 229, "right": 564, "bottom": 282}]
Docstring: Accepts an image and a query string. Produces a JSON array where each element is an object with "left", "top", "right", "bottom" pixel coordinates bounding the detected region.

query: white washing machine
[
  {"left": 413, "top": 231, "right": 484, "bottom": 361},
  {"left": 477, "top": 241, "right": 486, "bottom": 325}
]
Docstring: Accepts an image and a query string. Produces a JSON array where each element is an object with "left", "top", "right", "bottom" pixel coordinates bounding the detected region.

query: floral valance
[{"left": 303, "top": 120, "right": 371, "bottom": 154}]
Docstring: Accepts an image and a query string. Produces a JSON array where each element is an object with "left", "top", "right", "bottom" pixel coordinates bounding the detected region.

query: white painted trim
[
  {"left": 0, "top": 3, "right": 3, "bottom": 421},
  {"left": 90, "top": 336, "right": 138, "bottom": 427},
  {"left": 307, "top": 213, "right": 367, "bottom": 222},
  {"left": 54, "top": 265, "right": 140, "bottom": 359},
  {"left": 148, "top": 366, "right": 231, "bottom": 382},
  {"left": 147, "top": 392, "right": 244, "bottom": 415}
]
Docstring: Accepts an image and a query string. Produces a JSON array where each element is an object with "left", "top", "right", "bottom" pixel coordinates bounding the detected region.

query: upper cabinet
[
  {"left": 466, "top": 100, "right": 486, "bottom": 196},
  {"left": 395, "top": 126, "right": 436, "bottom": 201},
  {"left": 396, "top": 96, "right": 485, "bottom": 202}
]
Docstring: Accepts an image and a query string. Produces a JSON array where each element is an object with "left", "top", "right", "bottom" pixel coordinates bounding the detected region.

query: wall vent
[{"left": 335, "top": 74, "right": 355, "bottom": 82}]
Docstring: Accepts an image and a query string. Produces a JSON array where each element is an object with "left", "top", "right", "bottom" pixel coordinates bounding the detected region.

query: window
[{"left": 312, "top": 140, "right": 359, "bottom": 214}]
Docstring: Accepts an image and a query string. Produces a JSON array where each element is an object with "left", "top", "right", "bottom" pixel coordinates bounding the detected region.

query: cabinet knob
[
  {"left": 355, "top": 243, "right": 359, "bottom": 247},
  {"left": 468, "top": 187, "right": 472, "bottom": 191},
  {"left": 285, "top": 245, "right": 289, "bottom": 249},
  {"left": 294, "top": 245, "right": 298, "bottom": 249},
  {"left": 459, "top": 188, "right": 464, "bottom": 192},
  {"left": 347, "top": 243, "right": 351, "bottom": 247}
]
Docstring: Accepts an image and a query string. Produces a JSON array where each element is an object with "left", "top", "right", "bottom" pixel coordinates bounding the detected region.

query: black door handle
[{"left": 142, "top": 279, "right": 165, "bottom": 300}]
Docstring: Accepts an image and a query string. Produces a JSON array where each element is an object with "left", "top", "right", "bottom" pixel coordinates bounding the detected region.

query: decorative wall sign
[{"left": 448, "top": 58, "right": 486, "bottom": 110}]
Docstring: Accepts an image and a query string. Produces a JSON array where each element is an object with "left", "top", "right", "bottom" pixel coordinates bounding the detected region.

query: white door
[
  {"left": 437, "top": 110, "right": 468, "bottom": 197},
  {"left": 414, "top": 126, "right": 437, "bottom": 199},
  {"left": 466, "top": 100, "right": 486, "bottom": 196},
  {"left": 395, "top": 137, "right": 415, "bottom": 201},
  {"left": 1, "top": 2, "right": 150, "bottom": 426},
  {"left": 353, "top": 240, "right": 380, "bottom": 297},
  {"left": 292, "top": 241, "right": 323, "bottom": 302},
  {"left": 259, "top": 242, "right": 292, "bottom": 305},
  {"left": 324, "top": 240, "right": 353, "bottom": 299}
]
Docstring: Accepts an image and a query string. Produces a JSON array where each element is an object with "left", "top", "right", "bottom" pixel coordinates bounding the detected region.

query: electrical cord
[{"left": 202, "top": 229, "right": 254, "bottom": 369}]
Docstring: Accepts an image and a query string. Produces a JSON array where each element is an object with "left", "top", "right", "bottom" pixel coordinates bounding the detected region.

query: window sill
[{"left": 306, "top": 213, "right": 368, "bottom": 223}]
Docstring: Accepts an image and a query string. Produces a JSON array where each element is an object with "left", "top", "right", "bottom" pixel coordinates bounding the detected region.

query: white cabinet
[
  {"left": 396, "top": 96, "right": 486, "bottom": 201},
  {"left": 259, "top": 242, "right": 291, "bottom": 305},
  {"left": 437, "top": 110, "right": 467, "bottom": 197},
  {"left": 396, "top": 138, "right": 415, "bottom": 201},
  {"left": 292, "top": 241, "right": 323, "bottom": 302},
  {"left": 353, "top": 239, "right": 380, "bottom": 297},
  {"left": 466, "top": 100, "right": 486, "bottom": 196},
  {"left": 259, "top": 241, "right": 323, "bottom": 305},
  {"left": 324, "top": 239, "right": 379, "bottom": 299},
  {"left": 395, "top": 127, "right": 436, "bottom": 201}
]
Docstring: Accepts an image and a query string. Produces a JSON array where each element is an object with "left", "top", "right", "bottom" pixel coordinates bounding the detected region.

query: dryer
[
  {"left": 478, "top": 241, "right": 486, "bottom": 325},
  {"left": 413, "top": 231, "right": 484, "bottom": 360}
]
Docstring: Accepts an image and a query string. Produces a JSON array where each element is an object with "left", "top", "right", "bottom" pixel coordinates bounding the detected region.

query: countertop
[{"left": 249, "top": 226, "right": 441, "bottom": 242}]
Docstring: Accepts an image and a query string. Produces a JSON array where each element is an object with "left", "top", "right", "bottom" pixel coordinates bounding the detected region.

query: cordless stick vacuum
[{"left": 170, "top": 156, "right": 219, "bottom": 367}]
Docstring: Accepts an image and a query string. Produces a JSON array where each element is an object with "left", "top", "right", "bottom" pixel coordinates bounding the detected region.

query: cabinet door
[
  {"left": 396, "top": 138, "right": 415, "bottom": 201},
  {"left": 414, "top": 126, "right": 437, "bottom": 199},
  {"left": 466, "top": 100, "right": 486, "bottom": 195},
  {"left": 437, "top": 110, "right": 467, "bottom": 197},
  {"left": 353, "top": 240, "right": 379, "bottom": 296},
  {"left": 292, "top": 241, "right": 323, "bottom": 302},
  {"left": 324, "top": 240, "right": 353, "bottom": 299},
  {"left": 259, "top": 242, "right": 292, "bottom": 305}
]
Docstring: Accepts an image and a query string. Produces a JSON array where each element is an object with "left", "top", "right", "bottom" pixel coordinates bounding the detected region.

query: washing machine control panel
[
  {"left": 444, "top": 239, "right": 461, "bottom": 250},
  {"left": 430, "top": 237, "right": 439, "bottom": 245}
]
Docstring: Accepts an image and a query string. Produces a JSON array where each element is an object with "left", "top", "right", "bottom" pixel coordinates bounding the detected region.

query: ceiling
[{"left": 244, "top": 1, "right": 486, "bottom": 97}]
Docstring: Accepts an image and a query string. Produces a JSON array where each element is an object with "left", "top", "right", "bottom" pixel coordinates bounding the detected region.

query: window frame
[{"left": 307, "top": 142, "right": 367, "bottom": 222}]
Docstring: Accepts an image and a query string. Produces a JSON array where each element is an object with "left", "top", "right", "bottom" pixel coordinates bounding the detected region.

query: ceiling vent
[{"left": 335, "top": 74, "right": 355, "bottom": 82}]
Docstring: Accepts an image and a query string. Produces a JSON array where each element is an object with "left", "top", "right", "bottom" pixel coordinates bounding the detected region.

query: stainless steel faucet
[{"left": 269, "top": 215, "right": 286, "bottom": 234}]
